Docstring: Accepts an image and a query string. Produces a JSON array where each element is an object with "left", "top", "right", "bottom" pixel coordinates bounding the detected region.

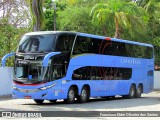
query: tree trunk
[
  {"left": 114, "top": 18, "right": 121, "bottom": 39},
  {"left": 102, "top": 27, "right": 107, "bottom": 36},
  {"left": 30, "top": 0, "right": 43, "bottom": 31},
  {"left": 32, "top": 0, "right": 40, "bottom": 31}
]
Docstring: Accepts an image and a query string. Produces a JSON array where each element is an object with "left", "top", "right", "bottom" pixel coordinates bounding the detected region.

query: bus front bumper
[{"left": 12, "top": 84, "right": 66, "bottom": 100}]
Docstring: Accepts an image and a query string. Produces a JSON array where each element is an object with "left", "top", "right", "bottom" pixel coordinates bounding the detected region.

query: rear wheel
[
  {"left": 78, "top": 86, "right": 90, "bottom": 103},
  {"left": 34, "top": 99, "right": 44, "bottom": 104},
  {"left": 128, "top": 84, "right": 136, "bottom": 99},
  {"left": 123, "top": 84, "right": 136, "bottom": 99},
  {"left": 64, "top": 86, "right": 76, "bottom": 104},
  {"left": 136, "top": 85, "right": 142, "bottom": 98}
]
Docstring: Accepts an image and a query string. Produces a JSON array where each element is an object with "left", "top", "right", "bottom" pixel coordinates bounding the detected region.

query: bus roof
[
  {"left": 24, "top": 31, "right": 153, "bottom": 48},
  {"left": 78, "top": 33, "right": 153, "bottom": 48},
  {"left": 24, "top": 31, "right": 77, "bottom": 35}
]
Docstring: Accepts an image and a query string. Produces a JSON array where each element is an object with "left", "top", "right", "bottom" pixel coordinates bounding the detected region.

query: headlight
[
  {"left": 12, "top": 85, "right": 17, "bottom": 90},
  {"left": 39, "top": 83, "right": 57, "bottom": 90}
]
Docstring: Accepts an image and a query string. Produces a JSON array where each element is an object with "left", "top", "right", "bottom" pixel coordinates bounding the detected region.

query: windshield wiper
[
  {"left": 14, "top": 79, "right": 25, "bottom": 84},
  {"left": 18, "top": 50, "right": 26, "bottom": 53}
]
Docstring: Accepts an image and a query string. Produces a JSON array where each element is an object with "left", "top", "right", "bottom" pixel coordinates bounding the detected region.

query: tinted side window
[
  {"left": 134, "top": 45, "right": 143, "bottom": 58},
  {"left": 72, "top": 66, "right": 132, "bottom": 80},
  {"left": 101, "top": 40, "right": 114, "bottom": 55},
  {"left": 73, "top": 36, "right": 103, "bottom": 55},
  {"left": 125, "top": 43, "right": 135, "bottom": 57},
  {"left": 72, "top": 67, "right": 90, "bottom": 80},
  {"left": 56, "top": 34, "right": 75, "bottom": 52},
  {"left": 129, "top": 44, "right": 153, "bottom": 59},
  {"left": 72, "top": 35, "right": 153, "bottom": 59},
  {"left": 145, "top": 47, "right": 153, "bottom": 59},
  {"left": 50, "top": 54, "right": 69, "bottom": 81},
  {"left": 73, "top": 36, "right": 91, "bottom": 55},
  {"left": 118, "top": 42, "right": 128, "bottom": 56},
  {"left": 89, "top": 38, "right": 101, "bottom": 54}
]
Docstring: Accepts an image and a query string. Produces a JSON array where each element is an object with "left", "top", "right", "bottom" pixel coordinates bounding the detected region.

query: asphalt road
[{"left": 0, "top": 91, "right": 160, "bottom": 120}]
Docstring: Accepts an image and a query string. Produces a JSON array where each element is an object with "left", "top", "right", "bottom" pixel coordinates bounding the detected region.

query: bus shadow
[
  {"left": 22, "top": 96, "right": 160, "bottom": 111},
  {"left": 22, "top": 96, "right": 123, "bottom": 105}
]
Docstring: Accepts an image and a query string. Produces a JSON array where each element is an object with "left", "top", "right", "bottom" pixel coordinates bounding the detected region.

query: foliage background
[{"left": 0, "top": 0, "right": 160, "bottom": 66}]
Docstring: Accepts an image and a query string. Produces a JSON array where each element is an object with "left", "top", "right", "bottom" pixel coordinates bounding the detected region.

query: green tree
[
  {"left": 43, "top": 0, "right": 59, "bottom": 31},
  {"left": 0, "top": 18, "right": 27, "bottom": 66},
  {"left": 57, "top": 0, "right": 106, "bottom": 34},
  {"left": 144, "top": 1, "right": 160, "bottom": 65},
  {"left": 90, "top": 0, "right": 148, "bottom": 38},
  {"left": 30, "top": 0, "right": 44, "bottom": 31},
  {"left": 58, "top": 7, "right": 94, "bottom": 33},
  {"left": 0, "top": 0, "right": 30, "bottom": 66}
]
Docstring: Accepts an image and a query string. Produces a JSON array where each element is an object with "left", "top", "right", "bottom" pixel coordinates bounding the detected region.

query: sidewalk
[{"left": 0, "top": 94, "right": 12, "bottom": 100}]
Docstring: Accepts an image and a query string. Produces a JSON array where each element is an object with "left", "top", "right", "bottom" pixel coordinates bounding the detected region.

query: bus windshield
[
  {"left": 13, "top": 57, "right": 68, "bottom": 84},
  {"left": 14, "top": 60, "right": 51, "bottom": 84},
  {"left": 18, "top": 34, "right": 56, "bottom": 53}
]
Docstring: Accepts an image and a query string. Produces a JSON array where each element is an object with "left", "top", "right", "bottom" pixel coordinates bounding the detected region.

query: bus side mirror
[
  {"left": 1, "top": 52, "right": 15, "bottom": 67},
  {"left": 42, "top": 52, "right": 61, "bottom": 67}
]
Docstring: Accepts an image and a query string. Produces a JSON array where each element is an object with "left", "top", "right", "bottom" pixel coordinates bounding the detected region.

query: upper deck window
[
  {"left": 18, "top": 34, "right": 56, "bottom": 53},
  {"left": 55, "top": 34, "right": 75, "bottom": 52},
  {"left": 73, "top": 35, "right": 153, "bottom": 59}
]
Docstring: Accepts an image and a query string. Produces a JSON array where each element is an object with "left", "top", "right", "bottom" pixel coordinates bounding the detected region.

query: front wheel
[
  {"left": 34, "top": 99, "right": 44, "bottom": 104},
  {"left": 78, "top": 86, "right": 90, "bottom": 103},
  {"left": 64, "top": 86, "right": 76, "bottom": 104}
]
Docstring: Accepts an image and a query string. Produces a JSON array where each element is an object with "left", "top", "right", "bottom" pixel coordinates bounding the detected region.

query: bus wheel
[
  {"left": 34, "top": 99, "right": 44, "bottom": 104},
  {"left": 136, "top": 85, "right": 142, "bottom": 98},
  {"left": 78, "top": 86, "right": 89, "bottom": 103},
  {"left": 65, "top": 86, "right": 76, "bottom": 104},
  {"left": 128, "top": 84, "right": 136, "bottom": 99},
  {"left": 49, "top": 100, "right": 57, "bottom": 103}
]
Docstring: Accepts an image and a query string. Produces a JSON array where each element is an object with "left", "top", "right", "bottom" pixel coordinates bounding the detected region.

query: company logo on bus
[{"left": 120, "top": 58, "right": 141, "bottom": 65}]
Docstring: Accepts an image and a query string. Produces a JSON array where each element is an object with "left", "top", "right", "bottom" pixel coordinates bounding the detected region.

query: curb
[{"left": 0, "top": 94, "right": 12, "bottom": 99}]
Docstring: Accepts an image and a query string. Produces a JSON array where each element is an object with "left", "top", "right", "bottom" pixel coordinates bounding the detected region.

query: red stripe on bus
[{"left": 13, "top": 81, "right": 46, "bottom": 86}]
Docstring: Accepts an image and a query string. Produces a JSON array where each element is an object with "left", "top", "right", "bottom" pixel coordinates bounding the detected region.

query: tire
[
  {"left": 78, "top": 86, "right": 90, "bottom": 103},
  {"left": 64, "top": 86, "right": 76, "bottom": 104},
  {"left": 49, "top": 100, "right": 57, "bottom": 103},
  {"left": 127, "top": 84, "right": 136, "bottom": 99},
  {"left": 122, "top": 95, "right": 128, "bottom": 99},
  {"left": 34, "top": 99, "right": 44, "bottom": 104},
  {"left": 136, "top": 85, "right": 142, "bottom": 98}
]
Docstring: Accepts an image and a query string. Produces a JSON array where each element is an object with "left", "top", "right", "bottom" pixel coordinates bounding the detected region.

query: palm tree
[
  {"left": 30, "top": 0, "right": 44, "bottom": 31},
  {"left": 90, "top": 0, "right": 148, "bottom": 38},
  {"left": 133, "top": 0, "right": 150, "bottom": 7}
]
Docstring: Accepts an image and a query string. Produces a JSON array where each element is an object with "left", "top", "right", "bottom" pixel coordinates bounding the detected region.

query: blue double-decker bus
[{"left": 2, "top": 31, "right": 154, "bottom": 104}]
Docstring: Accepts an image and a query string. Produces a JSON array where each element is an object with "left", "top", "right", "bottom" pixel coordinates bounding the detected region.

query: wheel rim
[
  {"left": 130, "top": 87, "right": 135, "bottom": 97},
  {"left": 81, "top": 89, "right": 87, "bottom": 101},
  {"left": 68, "top": 90, "right": 75, "bottom": 101},
  {"left": 137, "top": 86, "right": 141, "bottom": 95}
]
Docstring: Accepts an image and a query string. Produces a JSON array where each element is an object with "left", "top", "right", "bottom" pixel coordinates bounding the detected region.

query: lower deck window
[{"left": 72, "top": 66, "right": 132, "bottom": 80}]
